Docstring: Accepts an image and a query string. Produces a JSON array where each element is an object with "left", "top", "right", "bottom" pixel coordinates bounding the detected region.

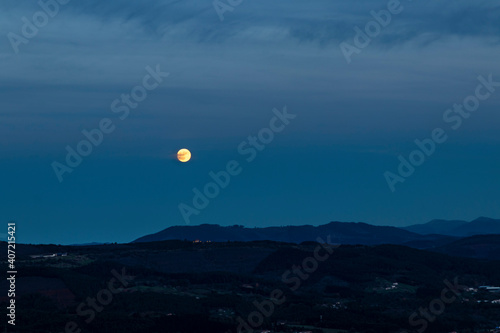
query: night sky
[{"left": 1, "top": 0, "right": 499, "bottom": 244}]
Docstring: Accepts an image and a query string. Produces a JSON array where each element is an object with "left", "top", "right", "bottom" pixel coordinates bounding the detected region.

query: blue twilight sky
[{"left": 1, "top": 0, "right": 499, "bottom": 244}]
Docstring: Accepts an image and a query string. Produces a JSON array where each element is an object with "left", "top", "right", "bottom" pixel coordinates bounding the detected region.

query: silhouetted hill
[
  {"left": 401, "top": 234, "right": 460, "bottom": 249},
  {"left": 402, "top": 217, "right": 500, "bottom": 236},
  {"left": 431, "top": 234, "right": 500, "bottom": 260},
  {"left": 402, "top": 219, "right": 468, "bottom": 235},
  {"left": 452, "top": 217, "right": 500, "bottom": 236},
  {"left": 133, "top": 222, "right": 444, "bottom": 246},
  {"left": 254, "top": 243, "right": 500, "bottom": 285}
]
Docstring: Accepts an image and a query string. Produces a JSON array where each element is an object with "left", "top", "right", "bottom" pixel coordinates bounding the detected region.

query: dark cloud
[
  {"left": 2, "top": 0, "right": 499, "bottom": 49},
  {"left": 286, "top": 2, "right": 500, "bottom": 47}
]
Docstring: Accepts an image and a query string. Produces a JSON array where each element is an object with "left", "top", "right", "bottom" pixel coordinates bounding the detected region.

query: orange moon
[{"left": 177, "top": 149, "right": 191, "bottom": 162}]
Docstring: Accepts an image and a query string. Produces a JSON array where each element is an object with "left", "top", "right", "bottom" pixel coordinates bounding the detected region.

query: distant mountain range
[
  {"left": 133, "top": 222, "right": 444, "bottom": 245},
  {"left": 134, "top": 222, "right": 457, "bottom": 248},
  {"left": 133, "top": 218, "right": 500, "bottom": 260},
  {"left": 402, "top": 217, "right": 500, "bottom": 236},
  {"left": 135, "top": 217, "right": 500, "bottom": 244}
]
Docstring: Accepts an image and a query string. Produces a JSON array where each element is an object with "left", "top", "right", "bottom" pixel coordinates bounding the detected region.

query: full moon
[{"left": 177, "top": 149, "right": 191, "bottom": 162}]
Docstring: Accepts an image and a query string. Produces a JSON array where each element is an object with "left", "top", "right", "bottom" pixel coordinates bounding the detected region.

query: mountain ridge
[
  {"left": 402, "top": 217, "right": 500, "bottom": 236},
  {"left": 133, "top": 221, "right": 449, "bottom": 246},
  {"left": 133, "top": 218, "right": 500, "bottom": 259}
]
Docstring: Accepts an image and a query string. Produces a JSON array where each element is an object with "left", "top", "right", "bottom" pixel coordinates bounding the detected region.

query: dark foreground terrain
[{"left": 2, "top": 240, "right": 500, "bottom": 333}]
